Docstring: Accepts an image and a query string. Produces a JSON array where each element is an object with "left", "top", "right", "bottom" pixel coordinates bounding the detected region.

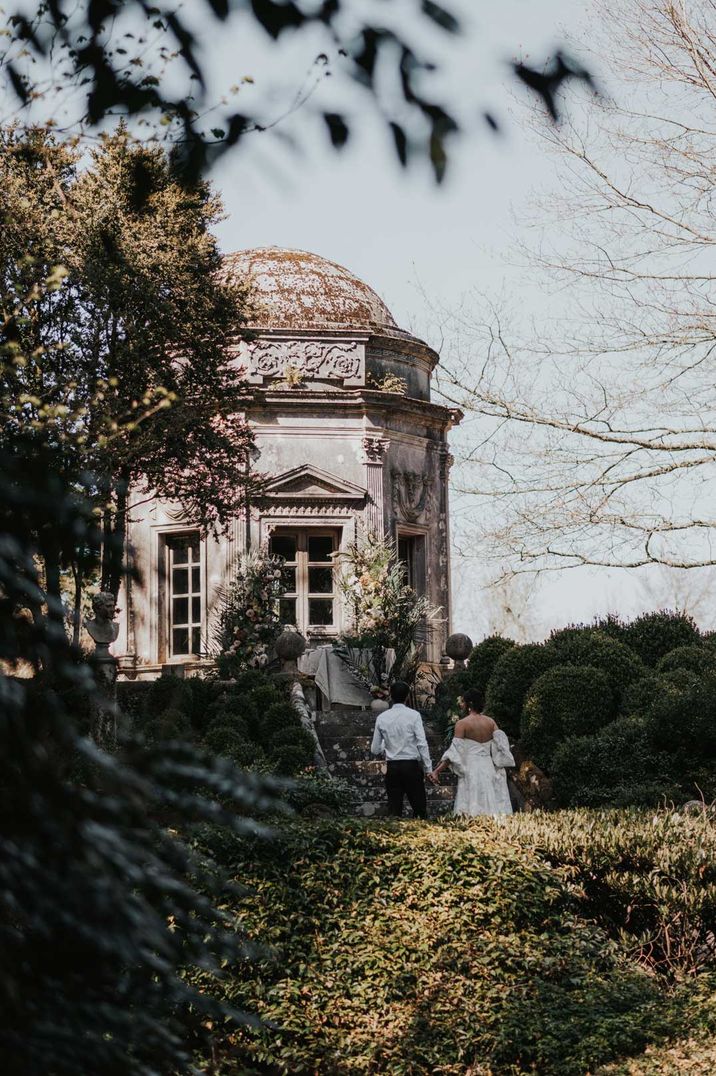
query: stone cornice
[{"left": 245, "top": 387, "right": 462, "bottom": 430}]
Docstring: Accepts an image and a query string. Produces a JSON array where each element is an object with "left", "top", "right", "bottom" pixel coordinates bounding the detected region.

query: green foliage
[
  {"left": 657, "top": 645, "right": 716, "bottom": 676},
  {"left": 547, "top": 628, "right": 645, "bottom": 699},
  {"left": 271, "top": 744, "right": 313, "bottom": 776},
  {"left": 550, "top": 719, "right": 676, "bottom": 808},
  {"left": 0, "top": 444, "right": 284, "bottom": 1075},
  {"left": 192, "top": 819, "right": 679, "bottom": 1075},
  {"left": 511, "top": 808, "right": 716, "bottom": 979},
  {"left": 485, "top": 643, "right": 556, "bottom": 737},
  {"left": 466, "top": 634, "right": 516, "bottom": 697},
  {"left": 185, "top": 676, "right": 219, "bottom": 732},
  {"left": 146, "top": 674, "right": 192, "bottom": 719},
  {"left": 623, "top": 611, "right": 701, "bottom": 667},
  {"left": 143, "top": 708, "right": 193, "bottom": 743},
  {"left": 283, "top": 771, "right": 357, "bottom": 817},
  {"left": 522, "top": 665, "right": 615, "bottom": 770}
]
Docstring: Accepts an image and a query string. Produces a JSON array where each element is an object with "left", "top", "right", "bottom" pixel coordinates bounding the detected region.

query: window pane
[
  {"left": 309, "top": 598, "right": 333, "bottom": 626},
  {"left": 191, "top": 565, "right": 201, "bottom": 592},
  {"left": 281, "top": 566, "right": 297, "bottom": 593},
  {"left": 172, "top": 568, "right": 188, "bottom": 595},
  {"left": 172, "top": 542, "right": 189, "bottom": 565},
  {"left": 191, "top": 627, "right": 201, "bottom": 654},
  {"left": 308, "top": 535, "right": 333, "bottom": 562},
  {"left": 308, "top": 566, "right": 333, "bottom": 594},
  {"left": 191, "top": 596, "right": 201, "bottom": 621},
  {"left": 172, "top": 627, "right": 189, "bottom": 655},
  {"left": 279, "top": 598, "right": 297, "bottom": 625},
  {"left": 173, "top": 597, "right": 189, "bottom": 624},
  {"left": 270, "top": 535, "right": 297, "bottom": 561}
]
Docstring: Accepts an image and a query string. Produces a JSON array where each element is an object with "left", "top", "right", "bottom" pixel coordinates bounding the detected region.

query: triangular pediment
[{"left": 261, "top": 465, "right": 366, "bottom": 501}]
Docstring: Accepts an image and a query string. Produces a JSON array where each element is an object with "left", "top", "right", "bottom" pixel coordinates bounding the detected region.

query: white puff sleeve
[
  {"left": 490, "top": 729, "right": 515, "bottom": 769},
  {"left": 441, "top": 738, "right": 467, "bottom": 778}
]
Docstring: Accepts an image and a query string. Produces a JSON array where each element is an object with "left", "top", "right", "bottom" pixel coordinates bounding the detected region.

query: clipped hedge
[
  {"left": 485, "top": 643, "right": 556, "bottom": 738},
  {"left": 521, "top": 665, "right": 615, "bottom": 770},
  {"left": 657, "top": 645, "right": 716, "bottom": 676},
  {"left": 546, "top": 629, "right": 644, "bottom": 701},
  {"left": 194, "top": 819, "right": 672, "bottom": 1075},
  {"left": 549, "top": 718, "right": 676, "bottom": 809},
  {"left": 622, "top": 611, "right": 701, "bottom": 667},
  {"left": 466, "top": 634, "right": 516, "bottom": 698}
]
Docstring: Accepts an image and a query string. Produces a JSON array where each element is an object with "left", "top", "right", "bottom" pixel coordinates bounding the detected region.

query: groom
[{"left": 370, "top": 681, "right": 435, "bottom": 819}]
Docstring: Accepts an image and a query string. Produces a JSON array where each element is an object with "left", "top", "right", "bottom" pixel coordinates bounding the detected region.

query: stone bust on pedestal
[{"left": 84, "top": 592, "right": 119, "bottom": 686}]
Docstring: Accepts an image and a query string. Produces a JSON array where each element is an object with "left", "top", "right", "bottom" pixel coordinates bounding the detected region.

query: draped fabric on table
[
  {"left": 299, "top": 646, "right": 397, "bottom": 708},
  {"left": 441, "top": 730, "right": 514, "bottom": 817}
]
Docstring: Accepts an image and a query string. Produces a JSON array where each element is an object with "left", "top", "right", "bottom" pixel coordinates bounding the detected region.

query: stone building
[{"left": 116, "top": 247, "right": 461, "bottom": 681}]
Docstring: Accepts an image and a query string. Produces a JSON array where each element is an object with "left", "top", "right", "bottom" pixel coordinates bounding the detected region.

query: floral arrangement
[
  {"left": 337, "top": 531, "right": 439, "bottom": 689},
  {"left": 215, "top": 547, "right": 286, "bottom": 673}
]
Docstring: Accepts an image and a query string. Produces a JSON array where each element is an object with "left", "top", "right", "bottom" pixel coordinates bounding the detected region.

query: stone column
[{"left": 362, "top": 435, "right": 389, "bottom": 535}]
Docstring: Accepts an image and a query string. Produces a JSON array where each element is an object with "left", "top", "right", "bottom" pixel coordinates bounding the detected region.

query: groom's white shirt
[{"left": 370, "top": 703, "right": 433, "bottom": 774}]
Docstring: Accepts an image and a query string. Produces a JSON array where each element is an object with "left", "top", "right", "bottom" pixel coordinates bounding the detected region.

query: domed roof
[{"left": 224, "top": 247, "right": 397, "bottom": 332}]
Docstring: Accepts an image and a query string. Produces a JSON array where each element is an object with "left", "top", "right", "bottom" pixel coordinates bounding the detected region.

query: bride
[{"left": 430, "top": 689, "right": 514, "bottom": 816}]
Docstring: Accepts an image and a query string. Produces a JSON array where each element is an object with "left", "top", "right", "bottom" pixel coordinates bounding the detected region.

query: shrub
[
  {"left": 271, "top": 744, "right": 313, "bottom": 775},
  {"left": 657, "top": 645, "right": 716, "bottom": 676},
  {"left": 466, "top": 635, "right": 516, "bottom": 698},
  {"left": 203, "top": 724, "right": 246, "bottom": 757},
  {"left": 205, "top": 714, "right": 249, "bottom": 741},
  {"left": 267, "top": 723, "right": 316, "bottom": 759},
  {"left": 145, "top": 675, "right": 192, "bottom": 719},
  {"left": 621, "top": 674, "right": 665, "bottom": 718},
  {"left": 623, "top": 611, "right": 701, "bottom": 667},
  {"left": 550, "top": 718, "right": 675, "bottom": 808},
  {"left": 510, "top": 808, "right": 716, "bottom": 978},
  {"left": 283, "top": 771, "right": 357, "bottom": 816},
  {"left": 547, "top": 628, "right": 645, "bottom": 700},
  {"left": 521, "top": 665, "right": 615, "bottom": 770},
  {"left": 193, "top": 820, "right": 673, "bottom": 1075},
  {"left": 429, "top": 668, "right": 476, "bottom": 745},
  {"left": 143, "top": 708, "right": 193, "bottom": 742},
  {"left": 485, "top": 643, "right": 556, "bottom": 737},
  {"left": 185, "top": 676, "right": 219, "bottom": 732}
]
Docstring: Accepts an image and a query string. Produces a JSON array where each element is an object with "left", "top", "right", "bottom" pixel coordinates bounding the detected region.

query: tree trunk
[
  {"left": 101, "top": 473, "right": 129, "bottom": 598},
  {"left": 71, "top": 562, "right": 84, "bottom": 648}
]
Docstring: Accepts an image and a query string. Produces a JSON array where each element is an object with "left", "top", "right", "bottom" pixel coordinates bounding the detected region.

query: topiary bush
[
  {"left": 521, "top": 665, "right": 615, "bottom": 770},
  {"left": 547, "top": 628, "right": 645, "bottom": 701},
  {"left": 466, "top": 635, "right": 516, "bottom": 698},
  {"left": 145, "top": 675, "right": 192, "bottom": 719},
  {"left": 657, "top": 646, "right": 716, "bottom": 676},
  {"left": 282, "top": 771, "right": 356, "bottom": 816},
  {"left": 268, "top": 745, "right": 308, "bottom": 775},
  {"left": 185, "top": 676, "right": 220, "bottom": 733},
  {"left": 623, "top": 611, "right": 701, "bottom": 667},
  {"left": 550, "top": 718, "right": 675, "bottom": 808},
  {"left": 143, "top": 708, "right": 193, "bottom": 743},
  {"left": 485, "top": 643, "right": 557, "bottom": 738}
]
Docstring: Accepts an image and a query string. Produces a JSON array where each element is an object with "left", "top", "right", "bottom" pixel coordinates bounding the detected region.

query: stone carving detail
[
  {"left": 245, "top": 339, "right": 363, "bottom": 384},
  {"left": 391, "top": 469, "right": 433, "bottom": 523},
  {"left": 261, "top": 501, "right": 354, "bottom": 517},
  {"left": 362, "top": 435, "right": 389, "bottom": 462}
]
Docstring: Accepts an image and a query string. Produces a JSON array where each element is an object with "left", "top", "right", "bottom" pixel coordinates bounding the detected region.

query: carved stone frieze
[
  {"left": 391, "top": 468, "right": 434, "bottom": 523},
  {"left": 241, "top": 338, "right": 365, "bottom": 386},
  {"left": 260, "top": 501, "right": 354, "bottom": 517}
]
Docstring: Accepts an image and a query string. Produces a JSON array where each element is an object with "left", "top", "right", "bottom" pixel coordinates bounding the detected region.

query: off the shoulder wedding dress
[{"left": 440, "top": 730, "right": 514, "bottom": 816}]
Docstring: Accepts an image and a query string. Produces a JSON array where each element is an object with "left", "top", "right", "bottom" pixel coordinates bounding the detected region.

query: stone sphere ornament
[
  {"left": 445, "top": 632, "right": 473, "bottom": 670},
  {"left": 275, "top": 628, "right": 307, "bottom": 674}
]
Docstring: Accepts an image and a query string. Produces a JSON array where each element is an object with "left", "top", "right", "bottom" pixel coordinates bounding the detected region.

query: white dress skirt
[{"left": 441, "top": 731, "right": 515, "bottom": 817}]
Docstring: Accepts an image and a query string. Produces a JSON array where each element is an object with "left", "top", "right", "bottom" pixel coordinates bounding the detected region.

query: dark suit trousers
[{"left": 385, "top": 759, "right": 427, "bottom": 819}]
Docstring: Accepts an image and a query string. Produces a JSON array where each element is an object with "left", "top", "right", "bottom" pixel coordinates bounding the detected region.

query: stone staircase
[{"left": 314, "top": 708, "right": 456, "bottom": 818}]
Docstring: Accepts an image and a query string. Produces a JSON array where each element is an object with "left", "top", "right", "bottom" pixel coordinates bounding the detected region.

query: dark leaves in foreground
[
  {"left": 513, "top": 49, "right": 598, "bottom": 121},
  {"left": 0, "top": 448, "right": 287, "bottom": 1074}
]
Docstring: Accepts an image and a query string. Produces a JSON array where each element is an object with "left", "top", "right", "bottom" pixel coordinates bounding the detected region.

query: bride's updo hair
[{"left": 462, "top": 688, "right": 485, "bottom": 713}]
